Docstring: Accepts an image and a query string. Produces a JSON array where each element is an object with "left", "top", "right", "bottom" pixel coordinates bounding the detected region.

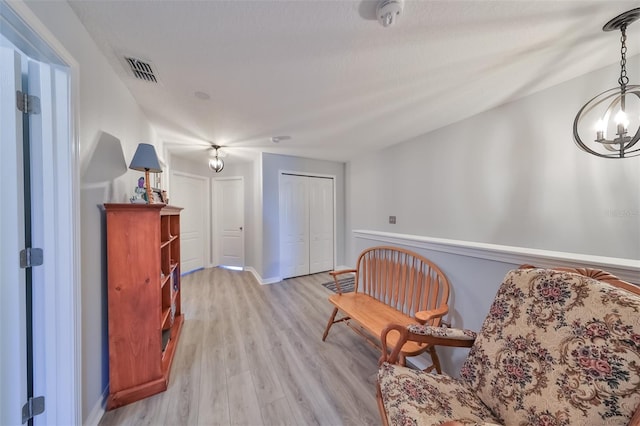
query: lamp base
[{"left": 145, "top": 169, "right": 153, "bottom": 204}]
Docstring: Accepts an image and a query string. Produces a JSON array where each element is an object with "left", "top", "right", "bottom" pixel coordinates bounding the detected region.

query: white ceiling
[{"left": 67, "top": 0, "right": 640, "bottom": 164}]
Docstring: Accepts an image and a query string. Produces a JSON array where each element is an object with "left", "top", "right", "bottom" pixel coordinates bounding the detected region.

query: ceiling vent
[{"left": 122, "top": 56, "right": 159, "bottom": 83}]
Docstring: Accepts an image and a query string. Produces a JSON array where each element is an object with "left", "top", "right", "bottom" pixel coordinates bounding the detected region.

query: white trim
[
  {"left": 353, "top": 230, "right": 640, "bottom": 284},
  {"left": 245, "top": 267, "right": 282, "bottom": 285},
  {"left": 82, "top": 385, "right": 108, "bottom": 426}
]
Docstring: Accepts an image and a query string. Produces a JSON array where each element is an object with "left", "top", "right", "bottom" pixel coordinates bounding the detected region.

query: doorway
[
  {"left": 0, "top": 3, "right": 79, "bottom": 424},
  {"left": 279, "top": 173, "right": 335, "bottom": 279}
]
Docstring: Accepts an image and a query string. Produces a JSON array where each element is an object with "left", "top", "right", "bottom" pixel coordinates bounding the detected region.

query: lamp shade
[{"left": 129, "top": 143, "right": 162, "bottom": 172}]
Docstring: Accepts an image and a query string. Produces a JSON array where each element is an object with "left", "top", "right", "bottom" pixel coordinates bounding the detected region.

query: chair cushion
[
  {"left": 379, "top": 362, "right": 501, "bottom": 426},
  {"left": 408, "top": 324, "right": 477, "bottom": 341},
  {"left": 461, "top": 268, "right": 640, "bottom": 425}
]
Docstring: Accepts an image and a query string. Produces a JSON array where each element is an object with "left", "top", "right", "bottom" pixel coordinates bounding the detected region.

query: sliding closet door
[
  {"left": 309, "top": 177, "right": 333, "bottom": 274},
  {"left": 280, "top": 173, "right": 334, "bottom": 279},
  {"left": 280, "top": 174, "right": 310, "bottom": 278}
]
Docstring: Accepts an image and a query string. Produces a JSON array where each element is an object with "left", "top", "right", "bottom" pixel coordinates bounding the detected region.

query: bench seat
[{"left": 328, "top": 292, "right": 428, "bottom": 356}]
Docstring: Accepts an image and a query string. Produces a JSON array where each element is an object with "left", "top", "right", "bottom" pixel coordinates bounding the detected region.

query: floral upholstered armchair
[{"left": 377, "top": 267, "right": 640, "bottom": 426}]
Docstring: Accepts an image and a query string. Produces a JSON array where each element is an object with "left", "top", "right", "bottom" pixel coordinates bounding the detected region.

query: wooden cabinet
[{"left": 104, "top": 203, "right": 184, "bottom": 410}]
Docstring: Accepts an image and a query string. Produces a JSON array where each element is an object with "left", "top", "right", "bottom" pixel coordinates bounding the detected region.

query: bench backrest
[{"left": 354, "top": 246, "right": 450, "bottom": 323}]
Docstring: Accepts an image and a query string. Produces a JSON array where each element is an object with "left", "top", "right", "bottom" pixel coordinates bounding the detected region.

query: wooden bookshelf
[{"left": 104, "top": 203, "right": 184, "bottom": 410}]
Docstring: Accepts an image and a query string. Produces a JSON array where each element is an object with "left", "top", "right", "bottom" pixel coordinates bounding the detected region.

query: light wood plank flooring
[{"left": 99, "top": 268, "right": 381, "bottom": 426}]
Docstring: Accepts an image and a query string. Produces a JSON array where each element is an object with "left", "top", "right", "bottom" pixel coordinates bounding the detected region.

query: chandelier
[
  {"left": 573, "top": 8, "right": 640, "bottom": 158},
  {"left": 208, "top": 145, "right": 224, "bottom": 173}
]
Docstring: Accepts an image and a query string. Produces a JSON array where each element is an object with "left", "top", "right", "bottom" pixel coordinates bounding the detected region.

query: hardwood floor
[{"left": 99, "top": 268, "right": 381, "bottom": 426}]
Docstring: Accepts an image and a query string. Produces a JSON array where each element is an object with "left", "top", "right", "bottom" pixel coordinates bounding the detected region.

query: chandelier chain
[{"left": 618, "top": 24, "right": 628, "bottom": 88}]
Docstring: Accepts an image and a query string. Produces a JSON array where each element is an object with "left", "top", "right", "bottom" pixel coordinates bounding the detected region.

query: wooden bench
[{"left": 322, "top": 246, "right": 450, "bottom": 371}]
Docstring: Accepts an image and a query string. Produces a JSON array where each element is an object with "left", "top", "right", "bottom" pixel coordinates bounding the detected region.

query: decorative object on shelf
[
  {"left": 129, "top": 143, "right": 163, "bottom": 202},
  {"left": 208, "top": 144, "right": 224, "bottom": 173},
  {"left": 131, "top": 176, "right": 147, "bottom": 203},
  {"left": 151, "top": 187, "right": 165, "bottom": 204},
  {"left": 573, "top": 7, "right": 640, "bottom": 158}
]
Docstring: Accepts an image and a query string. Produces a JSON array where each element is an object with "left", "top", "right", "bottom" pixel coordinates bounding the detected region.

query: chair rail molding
[{"left": 353, "top": 230, "right": 639, "bottom": 285}]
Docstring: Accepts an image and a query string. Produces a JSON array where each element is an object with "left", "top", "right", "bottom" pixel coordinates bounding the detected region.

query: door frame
[
  {"left": 212, "top": 176, "right": 245, "bottom": 268},
  {"left": 278, "top": 170, "right": 337, "bottom": 279},
  {"left": 2, "top": 2, "right": 81, "bottom": 424}
]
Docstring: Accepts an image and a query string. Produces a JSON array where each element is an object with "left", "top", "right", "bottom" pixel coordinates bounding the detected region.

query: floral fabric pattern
[
  {"left": 378, "top": 362, "right": 500, "bottom": 426},
  {"left": 379, "top": 268, "right": 640, "bottom": 426},
  {"left": 461, "top": 268, "right": 640, "bottom": 425}
]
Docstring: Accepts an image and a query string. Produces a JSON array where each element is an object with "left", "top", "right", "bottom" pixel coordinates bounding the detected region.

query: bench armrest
[
  {"left": 379, "top": 323, "right": 476, "bottom": 366},
  {"left": 329, "top": 269, "right": 356, "bottom": 277},
  {"left": 329, "top": 269, "right": 357, "bottom": 294},
  {"left": 414, "top": 305, "right": 449, "bottom": 324}
]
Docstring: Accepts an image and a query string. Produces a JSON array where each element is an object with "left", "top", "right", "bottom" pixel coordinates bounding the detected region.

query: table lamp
[{"left": 129, "top": 143, "right": 162, "bottom": 203}]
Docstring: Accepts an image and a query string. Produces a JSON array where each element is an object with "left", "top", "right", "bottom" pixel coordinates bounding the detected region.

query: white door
[
  {"left": 0, "top": 45, "right": 28, "bottom": 426},
  {"left": 1, "top": 6, "right": 77, "bottom": 424},
  {"left": 280, "top": 174, "right": 310, "bottom": 278},
  {"left": 214, "top": 177, "right": 244, "bottom": 268},
  {"left": 309, "top": 177, "right": 334, "bottom": 274},
  {"left": 1, "top": 42, "right": 75, "bottom": 425},
  {"left": 171, "top": 172, "right": 207, "bottom": 274}
]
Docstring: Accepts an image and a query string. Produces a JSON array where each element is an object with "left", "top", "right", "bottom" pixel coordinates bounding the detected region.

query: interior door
[
  {"left": 309, "top": 177, "right": 334, "bottom": 274},
  {"left": 214, "top": 177, "right": 245, "bottom": 268},
  {"left": 170, "top": 172, "right": 207, "bottom": 274},
  {"left": 280, "top": 174, "right": 310, "bottom": 278},
  {"left": 0, "top": 45, "right": 29, "bottom": 426}
]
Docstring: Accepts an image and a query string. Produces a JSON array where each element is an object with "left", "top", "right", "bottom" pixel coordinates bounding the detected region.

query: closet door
[
  {"left": 309, "top": 177, "right": 334, "bottom": 274},
  {"left": 280, "top": 174, "right": 310, "bottom": 278}
]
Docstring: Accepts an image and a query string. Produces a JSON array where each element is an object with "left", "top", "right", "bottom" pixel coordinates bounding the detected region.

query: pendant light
[
  {"left": 208, "top": 145, "right": 224, "bottom": 173},
  {"left": 573, "top": 8, "right": 640, "bottom": 158}
]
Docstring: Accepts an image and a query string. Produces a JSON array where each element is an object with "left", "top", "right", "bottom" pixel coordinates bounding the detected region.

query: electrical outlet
[{"left": 389, "top": 215, "right": 396, "bottom": 224}]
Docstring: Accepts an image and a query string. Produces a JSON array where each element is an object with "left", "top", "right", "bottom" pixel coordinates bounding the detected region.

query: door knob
[{"left": 239, "top": 226, "right": 243, "bottom": 231}]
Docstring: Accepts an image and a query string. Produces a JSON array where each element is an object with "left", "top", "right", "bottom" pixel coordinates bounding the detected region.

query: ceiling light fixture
[
  {"left": 208, "top": 145, "right": 224, "bottom": 173},
  {"left": 376, "top": 0, "right": 404, "bottom": 28},
  {"left": 573, "top": 8, "right": 640, "bottom": 158}
]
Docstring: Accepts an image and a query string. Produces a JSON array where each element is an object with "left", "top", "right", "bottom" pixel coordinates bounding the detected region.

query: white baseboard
[
  {"left": 245, "top": 266, "right": 282, "bottom": 285},
  {"left": 83, "top": 385, "right": 108, "bottom": 426}
]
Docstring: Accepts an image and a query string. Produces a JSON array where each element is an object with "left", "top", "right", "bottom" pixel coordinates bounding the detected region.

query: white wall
[
  {"left": 261, "top": 152, "right": 346, "bottom": 280},
  {"left": 348, "top": 54, "right": 640, "bottom": 265},
  {"left": 23, "top": 1, "right": 160, "bottom": 421},
  {"left": 347, "top": 55, "right": 640, "bottom": 375}
]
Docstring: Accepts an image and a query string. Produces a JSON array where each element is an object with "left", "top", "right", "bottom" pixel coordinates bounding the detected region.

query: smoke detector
[{"left": 377, "top": 0, "right": 404, "bottom": 27}]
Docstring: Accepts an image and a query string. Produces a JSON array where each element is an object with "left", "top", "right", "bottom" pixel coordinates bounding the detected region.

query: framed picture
[{"left": 151, "top": 187, "right": 165, "bottom": 204}]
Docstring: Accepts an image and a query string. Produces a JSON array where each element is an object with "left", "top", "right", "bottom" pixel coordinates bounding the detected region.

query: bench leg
[
  {"left": 399, "top": 353, "right": 406, "bottom": 367},
  {"left": 322, "top": 307, "right": 339, "bottom": 341},
  {"left": 428, "top": 346, "right": 442, "bottom": 374}
]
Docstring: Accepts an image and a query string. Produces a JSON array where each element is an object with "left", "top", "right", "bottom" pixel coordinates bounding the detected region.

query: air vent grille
[{"left": 124, "top": 57, "right": 158, "bottom": 83}]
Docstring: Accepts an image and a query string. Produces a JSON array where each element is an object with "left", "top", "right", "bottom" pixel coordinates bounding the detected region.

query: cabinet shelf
[
  {"left": 160, "top": 235, "right": 177, "bottom": 249},
  {"left": 104, "top": 203, "right": 183, "bottom": 410}
]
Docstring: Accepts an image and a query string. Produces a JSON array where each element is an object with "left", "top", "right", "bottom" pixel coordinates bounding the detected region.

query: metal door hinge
[
  {"left": 16, "top": 90, "right": 41, "bottom": 115},
  {"left": 20, "top": 248, "right": 43, "bottom": 268},
  {"left": 22, "top": 396, "right": 45, "bottom": 423}
]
